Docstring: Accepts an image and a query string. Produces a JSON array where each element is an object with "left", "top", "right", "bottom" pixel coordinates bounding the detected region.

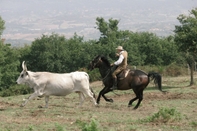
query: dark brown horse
[{"left": 88, "top": 55, "right": 165, "bottom": 109}]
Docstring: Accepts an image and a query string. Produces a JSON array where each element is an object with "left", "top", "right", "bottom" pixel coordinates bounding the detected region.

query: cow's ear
[{"left": 22, "top": 61, "right": 28, "bottom": 72}]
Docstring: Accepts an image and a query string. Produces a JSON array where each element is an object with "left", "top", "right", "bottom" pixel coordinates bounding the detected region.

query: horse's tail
[{"left": 148, "top": 72, "right": 163, "bottom": 92}]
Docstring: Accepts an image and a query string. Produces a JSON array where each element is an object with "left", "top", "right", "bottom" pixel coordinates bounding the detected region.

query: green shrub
[
  {"left": 76, "top": 119, "right": 100, "bottom": 131},
  {"left": 164, "top": 63, "right": 188, "bottom": 76},
  {"left": 141, "top": 108, "right": 182, "bottom": 123},
  {"left": 130, "top": 64, "right": 188, "bottom": 77},
  {"left": 0, "top": 85, "right": 32, "bottom": 97},
  {"left": 190, "top": 121, "right": 197, "bottom": 127},
  {"left": 55, "top": 123, "right": 65, "bottom": 131},
  {"left": 87, "top": 69, "right": 101, "bottom": 82}
]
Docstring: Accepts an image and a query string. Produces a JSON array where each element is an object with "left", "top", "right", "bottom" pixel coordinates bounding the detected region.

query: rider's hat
[{"left": 116, "top": 46, "right": 124, "bottom": 50}]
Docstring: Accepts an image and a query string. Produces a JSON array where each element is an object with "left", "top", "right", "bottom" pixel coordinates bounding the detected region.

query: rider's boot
[{"left": 110, "top": 77, "right": 117, "bottom": 90}]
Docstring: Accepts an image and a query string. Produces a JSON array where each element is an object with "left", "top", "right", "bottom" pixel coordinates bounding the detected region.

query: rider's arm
[{"left": 114, "top": 54, "right": 124, "bottom": 65}]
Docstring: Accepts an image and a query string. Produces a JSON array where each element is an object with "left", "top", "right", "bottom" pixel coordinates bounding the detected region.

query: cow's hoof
[
  {"left": 38, "top": 105, "right": 43, "bottom": 108},
  {"left": 95, "top": 103, "right": 99, "bottom": 107}
]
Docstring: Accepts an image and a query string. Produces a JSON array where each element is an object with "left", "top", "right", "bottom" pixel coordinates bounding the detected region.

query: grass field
[{"left": 0, "top": 75, "right": 197, "bottom": 131}]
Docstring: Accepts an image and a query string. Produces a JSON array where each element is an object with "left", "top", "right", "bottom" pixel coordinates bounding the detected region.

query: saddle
[{"left": 117, "top": 68, "right": 130, "bottom": 80}]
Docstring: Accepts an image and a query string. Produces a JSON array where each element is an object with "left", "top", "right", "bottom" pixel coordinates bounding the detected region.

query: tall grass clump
[
  {"left": 55, "top": 123, "right": 65, "bottom": 131},
  {"left": 141, "top": 108, "right": 182, "bottom": 123},
  {"left": 190, "top": 121, "right": 197, "bottom": 127},
  {"left": 76, "top": 119, "right": 101, "bottom": 131},
  {"left": 164, "top": 63, "right": 188, "bottom": 76}
]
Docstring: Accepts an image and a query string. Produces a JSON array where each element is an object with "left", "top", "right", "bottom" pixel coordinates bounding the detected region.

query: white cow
[{"left": 16, "top": 61, "right": 97, "bottom": 108}]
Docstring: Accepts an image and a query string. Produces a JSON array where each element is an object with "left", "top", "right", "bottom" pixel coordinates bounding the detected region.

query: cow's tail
[{"left": 148, "top": 72, "right": 165, "bottom": 92}]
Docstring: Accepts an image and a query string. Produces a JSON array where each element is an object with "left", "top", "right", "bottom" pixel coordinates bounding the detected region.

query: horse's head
[
  {"left": 88, "top": 55, "right": 102, "bottom": 71},
  {"left": 88, "top": 55, "right": 111, "bottom": 71}
]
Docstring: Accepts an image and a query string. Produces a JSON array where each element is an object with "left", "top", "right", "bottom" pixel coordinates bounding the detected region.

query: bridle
[
  {"left": 91, "top": 57, "right": 112, "bottom": 81},
  {"left": 91, "top": 57, "right": 102, "bottom": 69}
]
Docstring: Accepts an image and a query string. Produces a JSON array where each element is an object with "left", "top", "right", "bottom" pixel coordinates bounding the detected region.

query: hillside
[{"left": 0, "top": 0, "right": 197, "bottom": 46}]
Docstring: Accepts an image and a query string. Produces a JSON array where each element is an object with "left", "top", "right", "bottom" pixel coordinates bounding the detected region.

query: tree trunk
[{"left": 190, "top": 62, "right": 195, "bottom": 86}]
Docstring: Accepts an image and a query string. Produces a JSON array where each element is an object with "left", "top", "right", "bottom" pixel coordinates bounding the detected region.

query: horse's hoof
[
  {"left": 109, "top": 99, "right": 113, "bottom": 103},
  {"left": 38, "top": 105, "right": 43, "bottom": 108},
  {"left": 133, "top": 106, "right": 138, "bottom": 110}
]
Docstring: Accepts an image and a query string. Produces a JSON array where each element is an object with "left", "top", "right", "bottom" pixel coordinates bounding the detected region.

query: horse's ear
[
  {"left": 95, "top": 55, "right": 101, "bottom": 60},
  {"left": 98, "top": 55, "right": 102, "bottom": 61}
]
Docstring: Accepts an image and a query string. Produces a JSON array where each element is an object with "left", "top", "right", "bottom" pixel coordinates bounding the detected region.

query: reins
[{"left": 102, "top": 69, "right": 111, "bottom": 81}]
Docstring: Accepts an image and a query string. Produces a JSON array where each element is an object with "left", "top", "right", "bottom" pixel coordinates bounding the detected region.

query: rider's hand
[{"left": 110, "top": 63, "right": 114, "bottom": 66}]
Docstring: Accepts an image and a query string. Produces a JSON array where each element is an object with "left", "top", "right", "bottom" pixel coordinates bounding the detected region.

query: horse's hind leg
[
  {"left": 128, "top": 97, "right": 138, "bottom": 107},
  {"left": 133, "top": 92, "right": 143, "bottom": 109},
  {"left": 128, "top": 88, "right": 139, "bottom": 107},
  {"left": 128, "top": 88, "right": 144, "bottom": 109}
]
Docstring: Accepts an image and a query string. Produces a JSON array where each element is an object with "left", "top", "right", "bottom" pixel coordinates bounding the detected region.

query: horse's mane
[{"left": 100, "top": 55, "right": 111, "bottom": 67}]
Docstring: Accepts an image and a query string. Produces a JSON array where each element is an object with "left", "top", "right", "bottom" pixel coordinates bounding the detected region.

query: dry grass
[{"left": 0, "top": 75, "right": 197, "bottom": 131}]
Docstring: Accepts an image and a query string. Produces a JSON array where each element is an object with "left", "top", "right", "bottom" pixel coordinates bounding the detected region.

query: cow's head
[{"left": 16, "top": 61, "right": 29, "bottom": 84}]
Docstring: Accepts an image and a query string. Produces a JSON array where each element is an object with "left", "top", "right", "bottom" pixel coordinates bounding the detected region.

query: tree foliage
[
  {"left": 0, "top": 16, "right": 5, "bottom": 37},
  {"left": 174, "top": 8, "right": 197, "bottom": 53},
  {"left": 0, "top": 43, "right": 20, "bottom": 90},
  {"left": 174, "top": 8, "right": 197, "bottom": 85}
]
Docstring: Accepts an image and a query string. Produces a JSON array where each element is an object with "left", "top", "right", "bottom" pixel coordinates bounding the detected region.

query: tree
[
  {"left": 26, "top": 33, "right": 99, "bottom": 73},
  {"left": 26, "top": 33, "right": 68, "bottom": 72},
  {"left": 0, "top": 16, "right": 21, "bottom": 91},
  {"left": 0, "top": 43, "right": 20, "bottom": 90},
  {"left": 174, "top": 8, "right": 197, "bottom": 85},
  {"left": 0, "top": 16, "right": 5, "bottom": 37},
  {"left": 95, "top": 17, "right": 120, "bottom": 45}
]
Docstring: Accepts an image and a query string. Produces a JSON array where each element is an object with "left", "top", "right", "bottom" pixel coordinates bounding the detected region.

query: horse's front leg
[
  {"left": 97, "top": 87, "right": 113, "bottom": 104},
  {"left": 97, "top": 88, "right": 105, "bottom": 104}
]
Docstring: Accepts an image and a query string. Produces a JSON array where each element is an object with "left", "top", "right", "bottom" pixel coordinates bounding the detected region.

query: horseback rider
[{"left": 110, "top": 46, "right": 128, "bottom": 90}]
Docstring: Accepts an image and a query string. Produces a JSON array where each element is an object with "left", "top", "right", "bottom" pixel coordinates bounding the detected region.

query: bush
[
  {"left": 141, "top": 108, "right": 182, "bottom": 123},
  {"left": 76, "top": 119, "right": 100, "bottom": 131},
  {"left": 190, "top": 121, "right": 197, "bottom": 127},
  {"left": 87, "top": 69, "right": 102, "bottom": 82},
  {"left": 130, "top": 64, "right": 188, "bottom": 77},
  {"left": 0, "top": 85, "right": 32, "bottom": 97},
  {"left": 55, "top": 123, "right": 65, "bottom": 131},
  {"left": 164, "top": 63, "right": 188, "bottom": 76}
]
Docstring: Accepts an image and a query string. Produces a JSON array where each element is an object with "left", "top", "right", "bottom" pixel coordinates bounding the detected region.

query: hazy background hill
[{"left": 0, "top": 0, "right": 196, "bottom": 46}]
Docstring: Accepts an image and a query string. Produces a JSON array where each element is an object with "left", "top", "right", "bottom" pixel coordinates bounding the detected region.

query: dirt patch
[
  {"left": 30, "top": 109, "right": 45, "bottom": 117},
  {"left": 144, "top": 91, "right": 197, "bottom": 100},
  {"left": 0, "top": 101, "right": 18, "bottom": 111}
]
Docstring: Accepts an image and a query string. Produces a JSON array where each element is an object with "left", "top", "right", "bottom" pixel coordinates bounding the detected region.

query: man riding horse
[
  {"left": 88, "top": 53, "right": 165, "bottom": 109},
  {"left": 110, "top": 46, "right": 128, "bottom": 90}
]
